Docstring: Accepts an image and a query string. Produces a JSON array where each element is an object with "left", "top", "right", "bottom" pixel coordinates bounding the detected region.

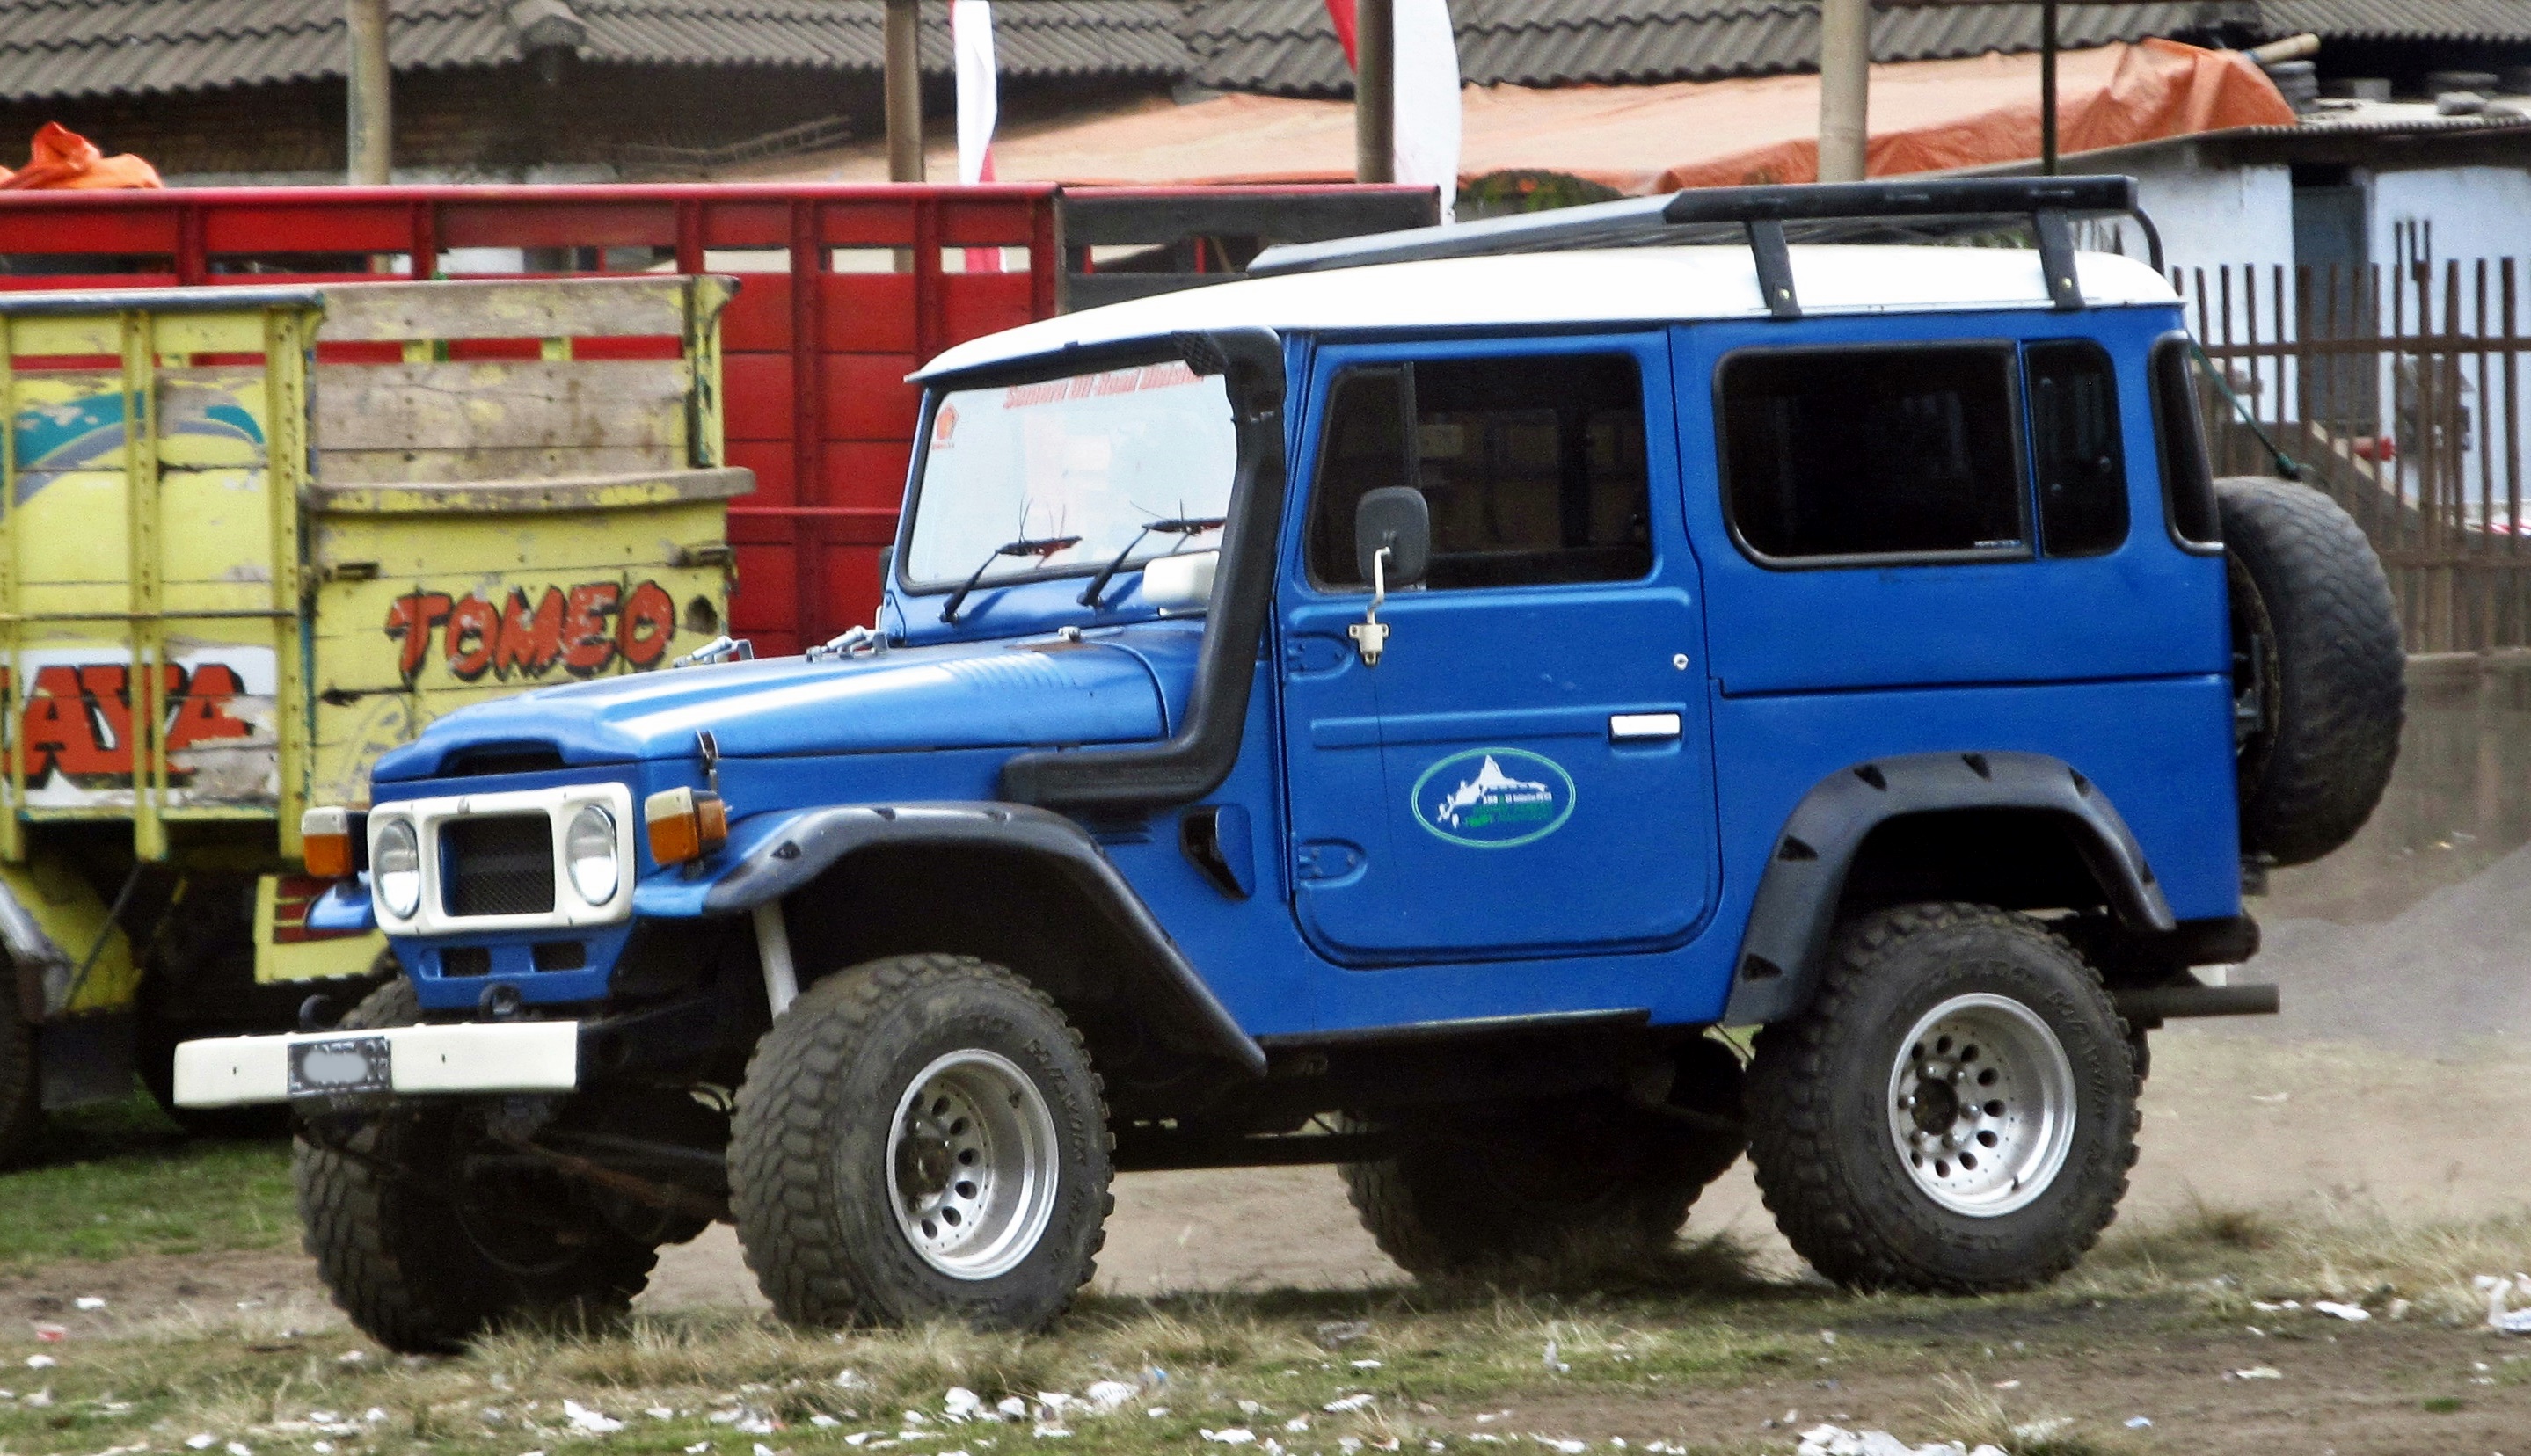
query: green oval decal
[{"left": 1411, "top": 747, "right": 1576, "bottom": 848}]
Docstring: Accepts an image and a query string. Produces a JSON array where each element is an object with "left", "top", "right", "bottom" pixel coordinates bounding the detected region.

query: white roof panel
[{"left": 915, "top": 245, "right": 2181, "bottom": 381}]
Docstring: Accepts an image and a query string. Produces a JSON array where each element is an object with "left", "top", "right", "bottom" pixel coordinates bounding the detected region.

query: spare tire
[{"left": 2217, "top": 477, "right": 2403, "bottom": 866}]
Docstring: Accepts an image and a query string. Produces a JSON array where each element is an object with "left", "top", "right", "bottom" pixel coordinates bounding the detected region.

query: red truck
[{"left": 0, "top": 182, "right": 1435, "bottom": 658}]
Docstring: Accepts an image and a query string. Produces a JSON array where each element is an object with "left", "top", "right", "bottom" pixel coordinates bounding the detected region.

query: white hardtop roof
[{"left": 915, "top": 244, "right": 2179, "bottom": 381}]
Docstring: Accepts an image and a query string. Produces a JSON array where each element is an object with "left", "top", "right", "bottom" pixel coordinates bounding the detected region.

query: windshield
[{"left": 902, "top": 362, "right": 1237, "bottom": 592}]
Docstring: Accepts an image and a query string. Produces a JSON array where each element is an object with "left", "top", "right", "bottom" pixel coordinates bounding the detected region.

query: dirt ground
[{"left": 8, "top": 1030, "right": 2529, "bottom": 1456}]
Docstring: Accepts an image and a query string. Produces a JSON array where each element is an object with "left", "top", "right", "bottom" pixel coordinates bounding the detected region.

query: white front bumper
[{"left": 172, "top": 1021, "right": 580, "bottom": 1108}]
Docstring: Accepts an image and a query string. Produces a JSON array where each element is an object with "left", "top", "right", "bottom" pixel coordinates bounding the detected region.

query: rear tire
[
  {"left": 1745, "top": 904, "right": 2138, "bottom": 1292},
  {"left": 2217, "top": 477, "right": 2403, "bottom": 866},
  {"left": 294, "top": 979, "right": 658, "bottom": 1354},
  {"left": 729, "top": 954, "right": 1111, "bottom": 1330},
  {"left": 1341, "top": 1048, "right": 1745, "bottom": 1281}
]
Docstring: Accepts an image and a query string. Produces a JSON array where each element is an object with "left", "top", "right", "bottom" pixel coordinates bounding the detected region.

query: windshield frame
[{"left": 892, "top": 363, "right": 1237, "bottom": 601}]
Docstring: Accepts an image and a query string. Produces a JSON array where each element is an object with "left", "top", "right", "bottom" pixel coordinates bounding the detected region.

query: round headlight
[
  {"left": 565, "top": 804, "right": 621, "bottom": 906},
  {"left": 374, "top": 819, "right": 422, "bottom": 920}
]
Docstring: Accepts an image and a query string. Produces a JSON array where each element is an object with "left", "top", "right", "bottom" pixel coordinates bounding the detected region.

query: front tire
[
  {"left": 294, "top": 980, "right": 660, "bottom": 1353},
  {"left": 1745, "top": 904, "right": 2138, "bottom": 1292},
  {"left": 729, "top": 954, "right": 1111, "bottom": 1330}
]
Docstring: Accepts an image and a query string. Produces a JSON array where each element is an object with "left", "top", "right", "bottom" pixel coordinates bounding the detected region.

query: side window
[
  {"left": 2025, "top": 339, "right": 2129, "bottom": 557},
  {"left": 1303, "top": 368, "right": 1411, "bottom": 584},
  {"left": 1306, "top": 353, "right": 1652, "bottom": 590},
  {"left": 2150, "top": 331, "right": 2222, "bottom": 550},
  {"left": 1718, "top": 345, "right": 2027, "bottom": 563}
]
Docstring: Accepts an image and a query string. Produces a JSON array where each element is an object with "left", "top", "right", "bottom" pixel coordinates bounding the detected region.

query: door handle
[{"left": 1608, "top": 711, "right": 1683, "bottom": 741}]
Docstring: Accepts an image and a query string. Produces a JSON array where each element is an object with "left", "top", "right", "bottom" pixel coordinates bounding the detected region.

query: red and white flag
[
  {"left": 1324, "top": 0, "right": 1462, "bottom": 222},
  {"left": 951, "top": 0, "right": 1002, "bottom": 270}
]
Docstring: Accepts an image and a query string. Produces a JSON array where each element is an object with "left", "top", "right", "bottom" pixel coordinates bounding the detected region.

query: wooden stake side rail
[
  {"left": 2182, "top": 258, "right": 2531, "bottom": 654},
  {"left": 0, "top": 183, "right": 1438, "bottom": 659}
]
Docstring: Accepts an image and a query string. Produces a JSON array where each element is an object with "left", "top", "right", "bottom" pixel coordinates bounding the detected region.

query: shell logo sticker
[{"left": 1412, "top": 747, "right": 1576, "bottom": 848}]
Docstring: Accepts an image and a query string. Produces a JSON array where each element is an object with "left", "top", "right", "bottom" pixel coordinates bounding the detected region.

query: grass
[
  {"left": 2069, "top": 1191, "right": 2531, "bottom": 1324},
  {"left": 0, "top": 1093, "right": 295, "bottom": 1267},
  {"left": 4, "top": 1097, "right": 2530, "bottom": 1456},
  {"left": 0, "top": 1194, "right": 2520, "bottom": 1456}
]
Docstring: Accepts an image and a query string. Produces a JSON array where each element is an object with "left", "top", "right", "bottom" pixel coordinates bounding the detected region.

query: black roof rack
[{"left": 1245, "top": 174, "right": 2161, "bottom": 319}]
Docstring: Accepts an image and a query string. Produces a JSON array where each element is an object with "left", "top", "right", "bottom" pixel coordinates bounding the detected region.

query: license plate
[{"left": 288, "top": 1035, "right": 391, "bottom": 1097}]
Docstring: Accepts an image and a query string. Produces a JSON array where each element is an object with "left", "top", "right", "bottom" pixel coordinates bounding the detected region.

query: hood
[{"left": 371, "top": 630, "right": 1187, "bottom": 783}]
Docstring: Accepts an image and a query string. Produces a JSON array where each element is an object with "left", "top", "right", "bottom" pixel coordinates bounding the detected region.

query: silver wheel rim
[
  {"left": 1885, "top": 993, "right": 2077, "bottom": 1218},
  {"left": 884, "top": 1049, "right": 1060, "bottom": 1280}
]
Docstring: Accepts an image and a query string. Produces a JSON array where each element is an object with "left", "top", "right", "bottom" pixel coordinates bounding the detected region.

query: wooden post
[
  {"left": 2040, "top": 0, "right": 2061, "bottom": 175},
  {"left": 1817, "top": 0, "right": 1870, "bottom": 183},
  {"left": 345, "top": 0, "right": 391, "bottom": 185},
  {"left": 886, "top": 0, "right": 924, "bottom": 183},
  {"left": 1354, "top": 0, "right": 1395, "bottom": 185}
]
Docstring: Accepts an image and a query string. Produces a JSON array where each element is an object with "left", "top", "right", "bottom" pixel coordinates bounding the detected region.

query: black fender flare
[
  {"left": 701, "top": 801, "right": 1265, "bottom": 1076},
  {"left": 1721, "top": 752, "right": 2176, "bottom": 1026}
]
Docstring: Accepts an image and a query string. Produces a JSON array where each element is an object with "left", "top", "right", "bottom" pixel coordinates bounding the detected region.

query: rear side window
[
  {"left": 2025, "top": 339, "right": 2130, "bottom": 557},
  {"left": 1718, "top": 345, "right": 2027, "bottom": 562},
  {"left": 2150, "top": 331, "right": 2221, "bottom": 550},
  {"left": 1307, "top": 353, "right": 1652, "bottom": 590}
]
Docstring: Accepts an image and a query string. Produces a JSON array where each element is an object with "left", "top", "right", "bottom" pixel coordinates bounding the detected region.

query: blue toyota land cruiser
[{"left": 176, "top": 178, "right": 2403, "bottom": 1351}]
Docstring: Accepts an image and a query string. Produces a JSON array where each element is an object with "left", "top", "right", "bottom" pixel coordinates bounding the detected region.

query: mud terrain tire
[
  {"left": 2218, "top": 476, "right": 2403, "bottom": 867},
  {"left": 294, "top": 979, "right": 658, "bottom": 1353},
  {"left": 1342, "top": 1048, "right": 1745, "bottom": 1280},
  {"left": 1744, "top": 904, "right": 2138, "bottom": 1292},
  {"left": 730, "top": 954, "right": 1111, "bottom": 1330}
]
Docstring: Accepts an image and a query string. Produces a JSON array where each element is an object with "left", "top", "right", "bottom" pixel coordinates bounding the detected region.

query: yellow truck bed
[{"left": 0, "top": 274, "right": 746, "bottom": 1134}]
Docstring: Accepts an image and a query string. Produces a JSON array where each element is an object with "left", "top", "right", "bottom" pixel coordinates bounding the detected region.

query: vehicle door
[{"left": 1275, "top": 333, "right": 1718, "bottom": 964}]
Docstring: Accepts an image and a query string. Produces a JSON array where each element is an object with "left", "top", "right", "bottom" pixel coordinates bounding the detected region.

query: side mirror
[
  {"left": 1354, "top": 486, "right": 1431, "bottom": 589},
  {"left": 1141, "top": 550, "right": 1217, "bottom": 613}
]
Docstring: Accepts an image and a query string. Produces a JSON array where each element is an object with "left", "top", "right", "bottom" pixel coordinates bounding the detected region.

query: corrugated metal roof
[
  {"left": 1180, "top": 1, "right": 2236, "bottom": 98},
  {"left": 6, "top": 0, "right": 2520, "bottom": 106},
  {"left": 2258, "top": 1, "right": 2531, "bottom": 43},
  {"left": 0, "top": 0, "right": 1186, "bottom": 102},
  {"left": 572, "top": 1, "right": 1186, "bottom": 77}
]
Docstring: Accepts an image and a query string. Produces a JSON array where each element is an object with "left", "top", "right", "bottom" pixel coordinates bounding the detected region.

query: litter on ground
[
  {"left": 1083, "top": 1382, "right": 1137, "bottom": 1412},
  {"left": 2313, "top": 1300, "right": 2371, "bottom": 1321},
  {"left": 1792, "top": 1425, "right": 2006, "bottom": 1456},
  {"left": 2477, "top": 1275, "right": 2531, "bottom": 1333},
  {"left": 1324, "top": 1394, "right": 1375, "bottom": 1413},
  {"left": 564, "top": 1401, "right": 625, "bottom": 1434}
]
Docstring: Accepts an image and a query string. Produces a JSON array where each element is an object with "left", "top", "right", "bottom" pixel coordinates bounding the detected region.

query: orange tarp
[
  {"left": 0, "top": 122, "right": 162, "bottom": 191},
  {"left": 741, "top": 39, "right": 2291, "bottom": 195}
]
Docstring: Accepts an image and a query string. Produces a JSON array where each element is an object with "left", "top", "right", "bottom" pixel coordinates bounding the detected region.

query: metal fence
[{"left": 2181, "top": 259, "right": 2529, "bottom": 652}]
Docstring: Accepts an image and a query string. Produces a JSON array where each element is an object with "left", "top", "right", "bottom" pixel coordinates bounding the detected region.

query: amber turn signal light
[
  {"left": 646, "top": 786, "right": 729, "bottom": 866},
  {"left": 301, "top": 804, "right": 362, "bottom": 879}
]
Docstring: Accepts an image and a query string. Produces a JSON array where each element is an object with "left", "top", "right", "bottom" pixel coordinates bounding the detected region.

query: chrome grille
[{"left": 441, "top": 814, "right": 555, "bottom": 918}]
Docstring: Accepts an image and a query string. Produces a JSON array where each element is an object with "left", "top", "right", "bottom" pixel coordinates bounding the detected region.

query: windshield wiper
[
  {"left": 940, "top": 535, "right": 1083, "bottom": 623},
  {"left": 1076, "top": 515, "right": 1229, "bottom": 608}
]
